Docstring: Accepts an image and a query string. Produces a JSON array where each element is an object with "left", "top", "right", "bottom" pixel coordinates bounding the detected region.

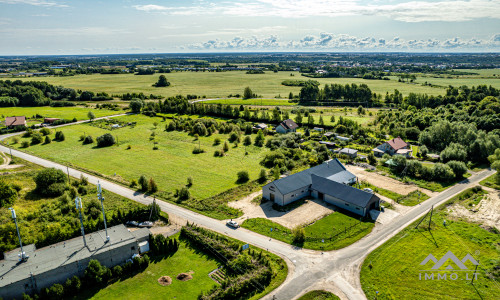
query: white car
[{"left": 226, "top": 220, "right": 239, "bottom": 228}]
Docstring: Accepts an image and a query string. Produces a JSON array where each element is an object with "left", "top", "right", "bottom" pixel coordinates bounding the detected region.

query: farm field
[
  {"left": 242, "top": 210, "right": 374, "bottom": 251},
  {"left": 361, "top": 187, "right": 500, "bottom": 300},
  {"left": 5, "top": 114, "right": 269, "bottom": 202},
  {"left": 11, "top": 71, "right": 446, "bottom": 99},
  {"left": 0, "top": 106, "right": 121, "bottom": 122},
  {"left": 199, "top": 98, "right": 296, "bottom": 106},
  {"left": 85, "top": 239, "right": 220, "bottom": 300}
]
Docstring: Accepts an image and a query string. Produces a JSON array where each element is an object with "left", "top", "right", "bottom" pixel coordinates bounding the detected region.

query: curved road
[{"left": 0, "top": 125, "right": 494, "bottom": 299}]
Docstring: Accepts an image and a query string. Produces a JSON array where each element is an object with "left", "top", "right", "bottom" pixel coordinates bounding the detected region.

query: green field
[
  {"left": 86, "top": 239, "right": 220, "bottom": 300},
  {"left": 361, "top": 188, "right": 500, "bottom": 300},
  {"left": 0, "top": 106, "right": 121, "bottom": 122},
  {"left": 298, "top": 290, "right": 340, "bottom": 300},
  {"left": 480, "top": 174, "right": 500, "bottom": 190},
  {"left": 11, "top": 71, "right": 446, "bottom": 99},
  {"left": 242, "top": 210, "right": 374, "bottom": 251},
  {"left": 5, "top": 114, "right": 269, "bottom": 202},
  {"left": 200, "top": 98, "right": 296, "bottom": 106}
]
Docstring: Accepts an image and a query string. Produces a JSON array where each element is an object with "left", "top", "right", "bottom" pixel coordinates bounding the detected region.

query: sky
[{"left": 0, "top": 0, "right": 499, "bottom": 55}]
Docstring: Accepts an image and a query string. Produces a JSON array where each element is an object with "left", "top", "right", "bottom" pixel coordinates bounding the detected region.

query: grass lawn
[
  {"left": 5, "top": 114, "right": 269, "bottom": 219},
  {"left": 298, "top": 290, "right": 340, "bottom": 300},
  {"left": 242, "top": 210, "right": 374, "bottom": 251},
  {"left": 361, "top": 188, "right": 500, "bottom": 300},
  {"left": 480, "top": 174, "right": 500, "bottom": 190},
  {"left": 11, "top": 71, "right": 445, "bottom": 99},
  {"left": 0, "top": 106, "right": 121, "bottom": 122},
  {"left": 85, "top": 238, "right": 220, "bottom": 300},
  {"left": 0, "top": 157, "right": 145, "bottom": 256},
  {"left": 396, "top": 190, "right": 431, "bottom": 206}
]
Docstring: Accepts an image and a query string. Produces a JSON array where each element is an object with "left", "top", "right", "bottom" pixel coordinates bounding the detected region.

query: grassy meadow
[
  {"left": 5, "top": 114, "right": 269, "bottom": 201},
  {"left": 361, "top": 188, "right": 500, "bottom": 300},
  {"left": 480, "top": 174, "right": 500, "bottom": 190},
  {"left": 11, "top": 71, "right": 446, "bottom": 99},
  {"left": 0, "top": 106, "right": 121, "bottom": 123},
  {"left": 242, "top": 210, "right": 374, "bottom": 251}
]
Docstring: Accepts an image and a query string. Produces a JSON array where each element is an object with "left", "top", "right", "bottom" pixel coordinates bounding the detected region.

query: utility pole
[
  {"left": 9, "top": 147, "right": 13, "bottom": 160},
  {"left": 428, "top": 205, "right": 434, "bottom": 231},
  {"left": 97, "top": 181, "right": 109, "bottom": 242},
  {"left": 9, "top": 208, "right": 28, "bottom": 262},
  {"left": 75, "top": 197, "right": 87, "bottom": 247},
  {"left": 66, "top": 166, "right": 71, "bottom": 184}
]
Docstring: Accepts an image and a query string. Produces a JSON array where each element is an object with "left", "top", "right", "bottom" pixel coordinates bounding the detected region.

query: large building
[
  {"left": 262, "top": 159, "right": 379, "bottom": 216},
  {"left": 0, "top": 224, "right": 150, "bottom": 299}
]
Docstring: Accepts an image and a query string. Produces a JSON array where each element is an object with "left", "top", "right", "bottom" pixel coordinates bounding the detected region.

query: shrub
[
  {"left": 44, "top": 135, "right": 52, "bottom": 144},
  {"left": 446, "top": 160, "right": 468, "bottom": 178},
  {"left": 31, "top": 132, "right": 43, "bottom": 145},
  {"left": 292, "top": 226, "right": 305, "bottom": 244},
  {"left": 55, "top": 131, "right": 65, "bottom": 141},
  {"left": 254, "top": 130, "right": 265, "bottom": 146},
  {"left": 187, "top": 176, "right": 193, "bottom": 187},
  {"left": 179, "top": 186, "right": 190, "bottom": 200},
  {"left": 367, "top": 152, "right": 376, "bottom": 166},
  {"left": 213, "top": 137, "right": 221, "bottom": 145},
  {"left": 440, "top": 142, "right": 467, "bottom": 163},
  {"left": 127, "top": 144, "right": 132, "bottom": 149},
  {"left": 12, "top": 136, "right": 19, "bottom": 144},
  {"left": 0, "top": 180, "right": 17, "bottom": 208},
  {"left": 138, "top": 175, "right": 148, "bottom": 191},
  {"left": 243, "top": 135, "right": 252, "bottom": 146},
  {"left": 64, "top": 276, "right": 81, "bottom": 295},
  {"left": 236, "top": 171, "right": 250, "bottom": 183},
  {"left": 35, "top": 168, "right": 67, "bottom": 197},
  {"left": 84, "top": 259, "right": 110, "bottom": 285},
  {"left": 21, "top": 140, "right": 30, "bottom": 148},
  {"left": 83, "top": 135, "right": 94, "bottom": 144},
  {"left": 130, "top": 179, "right": 138, "bottom": 188},
  {"left": 192, "top": 147, "right": 205, "bottom": 154},
  {"left": 39, "top": 127, "right": 51, "bottom": 136},
  {"left": 223, "top": 141, "right": 229, "bottom": 152},
  {"left": 96, "top": 133, "right": 115, "bottom": 147},
  {"left": 258, "top": 169, "right": 267, "bottom": 183},
  {"left": 148, "top": 178, "right": 158, "bottom": 193},
  {"left": 214, "top": 150, "right": 223, "bottom": 157},
  {"left": 432, "top": 163, "right": 455, "bottom": 181}
]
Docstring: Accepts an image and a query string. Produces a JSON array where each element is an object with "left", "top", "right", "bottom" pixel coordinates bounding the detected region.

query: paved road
[{"left": 0, "top": 127, "right": 494, "bottom": 299}]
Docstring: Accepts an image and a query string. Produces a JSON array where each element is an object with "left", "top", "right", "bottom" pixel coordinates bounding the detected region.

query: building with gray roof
[
  {"left": 262, "top": 159, "right": 379, "bottom": 216},
  {"left": 0, "top": 224, "right": 150, "bottom": 299}
]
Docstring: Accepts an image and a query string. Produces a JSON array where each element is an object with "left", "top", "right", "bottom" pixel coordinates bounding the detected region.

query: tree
[
  {"left": 330, "top": 115, "right": 335, "bottom": 123},
  {"left": 179, "top": 186, "right": 190, "bottom": 200},
  {"left": 307, "top": 115, "right": 314, "bottom": 125},
  {"left": 129, "top": 99, "right": 144, "bottom": 113},
  {"left": 0, "top": 180, "right": 17, "bottom": 208},
  {"left": 31, "top": 132, "right": 43, "bottom": 145},
  {"left": 187, "top": 176, "right": 193, "bottom": 187},
  {"left": 34, "top": 168, "right": 67, "bottom": 197},
  {"left": 254, "top": 130, "right": 265, "bottom": 147},
  {"left": 357, "top": 105, "right": 365, "bottom": 115},
  {"left": 84, "top": 259, "right": 110, "bottom": 285},
  {"left": 55, "top": 131, "right": 65, "bottom": 141},
  {"left": 273, "top": 165, "right": 280, "bottom": 180},
  {"left": 40, "top": 127, "right": 51, "bottom": 136},
  {"left": 223, "top": 141, "right": 229, "bottom": 152},
  {"left": 292, "top": 226, "right": 305, "bottom": 244},
  {"left": 432, "top": 163, "right": 455, "bottom": 181},
  {"left": 243, "top": 135, "right": 252, "bottom": 146},
  {"left": 153, "top": 75, "right": 170, "bottom": 87},
  {"left": 237, "top": 171, "right": 250, "bottom": 183},
  {"left": 96, "top": 133, "right": 116, "bottom": 147},
  {"left": 296, "top": 112, "right": 303, "bottom": 124},
  {"left": 83, "top": 135, "right": 94, "bottom": 144},
  {"left": 258, "top": 169, "right": 267, "bottom": 183},
  {"left": 138, "top": 175, "right": 148, "bottom": 191},
  {"left": 446, "top": 160, "right": 468, "bottom": 178},
  {"left": 419, "top": 145, "right": 428, "bottom": 158},
  {"left": 367, "top": 152, "right": 377, "bottom": 166},
  {"left": 243, "top": 87, "right": 253, "bottom": 99},
  {"left": 440, "top": 142, "right": 467, "bottom": 163},
  {"left": 319, "top": 115, "right": 324, "bottom": 126},
  {"left": 44, "top": 135, "right": 52, "bottom": 144},
  {"left": 488, "top": 148, "right": 500, "bottom": 184},
  {"left": 148, "top": 178, "right": 158, "bottom": 193},
  {"left": 87, "top": 111, "right": 96, "bottom": 121}
]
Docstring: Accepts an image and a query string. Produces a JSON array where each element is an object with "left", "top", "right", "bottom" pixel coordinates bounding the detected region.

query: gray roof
[
  {"left": 340, "top": 148, "right": 358, "bottom": 155},
  {"left": 279, "top": 119, "right": 298, "bottom": 130},
  {"left": 0, "top": 224, "right": 150, "bottom": 288},
  {"left": 311, "top": 174, "right": 379, "bottom": 207},
  {"left": 266, "top": 159, "right": 355, "bottom": 195}
]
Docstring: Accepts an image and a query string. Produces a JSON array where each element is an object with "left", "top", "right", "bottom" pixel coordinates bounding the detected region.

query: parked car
[
  {"left": 138, "top": 221, "right": 153, "bottom": 228},
  {"left": 126, "top": 221, "right": 139, "bottom": 227},
  {"left": 226, "top": 220, "right": 239, "bottom": 228}
]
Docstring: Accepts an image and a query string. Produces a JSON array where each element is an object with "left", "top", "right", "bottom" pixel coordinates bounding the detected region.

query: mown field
[
  {"left": 11, "top": 71, "right": 446, "bottom": 99},
  {"left": 242, "top": 210, "right": 374, "bottom": 251},
  {"left": 0, "top": 106, "right": 121, "bottom": 123},
  {"left": 361, "top": 187, "right": 500, "bottom": 300},
  {"left": 5, "top": 114, "right": 269, "bottom": 201}
]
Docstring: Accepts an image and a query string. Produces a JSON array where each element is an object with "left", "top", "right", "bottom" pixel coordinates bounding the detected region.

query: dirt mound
[
  {"left": 176, "top": 273, "right": 193, "bottom": 281},
  {"left": 158, "top": 276, "right": 172, "bottom": 286}
]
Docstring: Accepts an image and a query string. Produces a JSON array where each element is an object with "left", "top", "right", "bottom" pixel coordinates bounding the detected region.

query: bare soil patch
[
  {"left": 177, "top": 271, "right": 194, "bottom": 281},
  {"left": 447, "top": 187, "right": 500, "bottom": 230},
  {"left": 158, "top": 276, "right": 172, "bottom": 286},
  {"left": 0, "top": 151, "right": 23, "bottom": 170}
]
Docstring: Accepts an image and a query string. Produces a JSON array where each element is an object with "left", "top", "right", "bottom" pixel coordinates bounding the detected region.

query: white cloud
[
  {"left": 0, "top": 0, "right": 68, "bottom": 7},
  {"left": 187, "top": 33, "right": 500, "bottom": 51},
  {"left": 0, "top": 27, "right": 128, "bottom": 36},
  {"left": 133, "top": 0, "right": 500, "bottom": 22}
]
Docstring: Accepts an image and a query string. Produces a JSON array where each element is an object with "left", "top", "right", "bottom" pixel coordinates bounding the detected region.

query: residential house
[
  {"left": 373, "top": 137, "right": 411, "bottom": 158},
  {"left": 5, "top": 116, "right": 26, "bottom": 128},
  {"left": 339, "top": 148, "right": 358, "bottom": 158},
  {"left": 44, "top": 118, "right": 60, "bottom": 124},
  {"left": 262, "top": 159, "right": 379, "bottom": 216},
  {"left": 276, "top": 119, "right": 299, "bottom": 134},
  {"left": 252, "top": 123, "right": 268, "bottom": 131}
]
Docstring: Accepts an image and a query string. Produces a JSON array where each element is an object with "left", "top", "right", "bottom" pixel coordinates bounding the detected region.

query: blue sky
[{"left": 0, "top": 0, "right": 499, "bottom": 55}]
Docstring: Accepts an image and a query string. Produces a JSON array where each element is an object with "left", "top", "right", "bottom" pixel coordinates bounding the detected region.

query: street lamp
[
  {"left": 75, "top": 197, "right": 87, "bottom": 247},
  {"left": 9, "top": 208, "right": 29, "bottom": 262},
  {"left": 97, "top": 181, "right": 110, "bottom": 242}
]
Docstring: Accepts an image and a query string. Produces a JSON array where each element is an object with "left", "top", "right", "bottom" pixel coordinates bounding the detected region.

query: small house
[
  {"left": 313, "top": 127, "right": 324, "bottom": 132},
  {"left": 323, "top": 132, "right": 335, "bottom": 138},
  {"left": 319, "top": 141, "right": 336, "bottom": 148},
  {"left": 44, "top": 118, "right": 60, "bottom": 124},
  {"left": 339, "top": 148, "right": 358, "bottom": 158},
  {"left": 276, "top": 119, "right": 299, "bottom": 134},
  {"left": 335, "top": 135, "right": 350, "bottom": 142},
  {"left": 252, "top": 123, "right": 268, "bottom": 131},
  {"left": 5, "top": 116, "right": 26, "bottom": 128},
  {"left": 373, "top": 137, "right": 410, "bottom": 157}
]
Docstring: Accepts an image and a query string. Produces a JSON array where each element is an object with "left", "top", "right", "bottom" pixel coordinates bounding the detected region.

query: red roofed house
[
  {"left": 5, "top": 116, "right": 26, "bottom": 129},
  {"left": 373, "top": 137, "right": 411, "bottom": 158},
  {"left": 276, "top": 119, "right": 299, "bottom": 134}
]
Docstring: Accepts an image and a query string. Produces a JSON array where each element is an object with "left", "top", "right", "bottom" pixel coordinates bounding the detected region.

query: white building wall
[{"left": 282, "top": 187, "right": 311, "bottom": 206}]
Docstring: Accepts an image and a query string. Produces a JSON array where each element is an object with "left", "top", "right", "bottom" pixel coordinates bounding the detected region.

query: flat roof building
[{"left": 0, "top": 224, "right": 150, "bottom": 299}]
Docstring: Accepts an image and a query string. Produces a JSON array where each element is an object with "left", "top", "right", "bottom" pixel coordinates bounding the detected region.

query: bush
[
  {"left": 83, "top": 135, "right": 94, "bottom": 144},
  {"left": 39, "top": 127, "right": 51, "bottom": 136},
  {"left": 258, "top": 169, "right": 267, "bottom": 183},
  {"left": 440, "top": 142, "right": 467, "bottom": 163},
  {"left": 446, "top": 160, "right": 468, "bottom": 178},
  {"left": 223, "top": 141, "right": 229, "bottom": 152},
  {"left": 243, "top": 135, "right": 252, "bottom": 146},
  {"left": 54, "top": 131, "right": 65, "bottom": 141},
  {"left": 84, "top": 259, "right": 110, "bottom": 285},
  {"left": 432, "top": 163, "right": 455, "bottom": 181},
  {"left": 192, "top": 147, "right": 205, "bottom": 154},
  {"left": 254, "top": 130, "right": 265, "bottom": 146},
  {"left": 292, "top": 226, "right": 305, "bottom": 244},
  {"left": 31, "top": 132, "right": 43, "bottom": 145},
  {"left": 213, "top": 137, "right": 221, "bottom": 145},
  {"left": 44, "top": 135, "right": 51, "bottom": 144},
  {"left": 129, "top": 99, "right": 144, "bottom": 113},
  {"left": 214, "top": 150, "right": 223, "bottom": 157},
  {"left": 179, "top": 186, "right": 190, "bottom": 200},
  {"left": 130, "top": 179, "right": 138, "bottom": 188},
  {"left": 236, "top": 171, "right": 250, "bottom": 183},
  {"left": 138, "top": 175, "right": 148, "bottom": 191},
  {"left": 35, "top": 168, "right": 67, "bottom": 197},
  {"left": 21, "top": 140, "right": 30, "bottom": 148},
  {"left": 187, "top": 176, "right": 193, "bottom": 187},
  {"left": 148, "top": 178, "right": 158, "bottom": 193},
  {"left": 96, "top": 133, "right": 116, "bottom": 147},
  {"left": 0, "top": 180, "right": 17, "bottom": 208}
]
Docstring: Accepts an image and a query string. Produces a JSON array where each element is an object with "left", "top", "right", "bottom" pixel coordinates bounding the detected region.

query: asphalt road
[{"left": 0, "top": 125, "right": 494, "bottom": 300}]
